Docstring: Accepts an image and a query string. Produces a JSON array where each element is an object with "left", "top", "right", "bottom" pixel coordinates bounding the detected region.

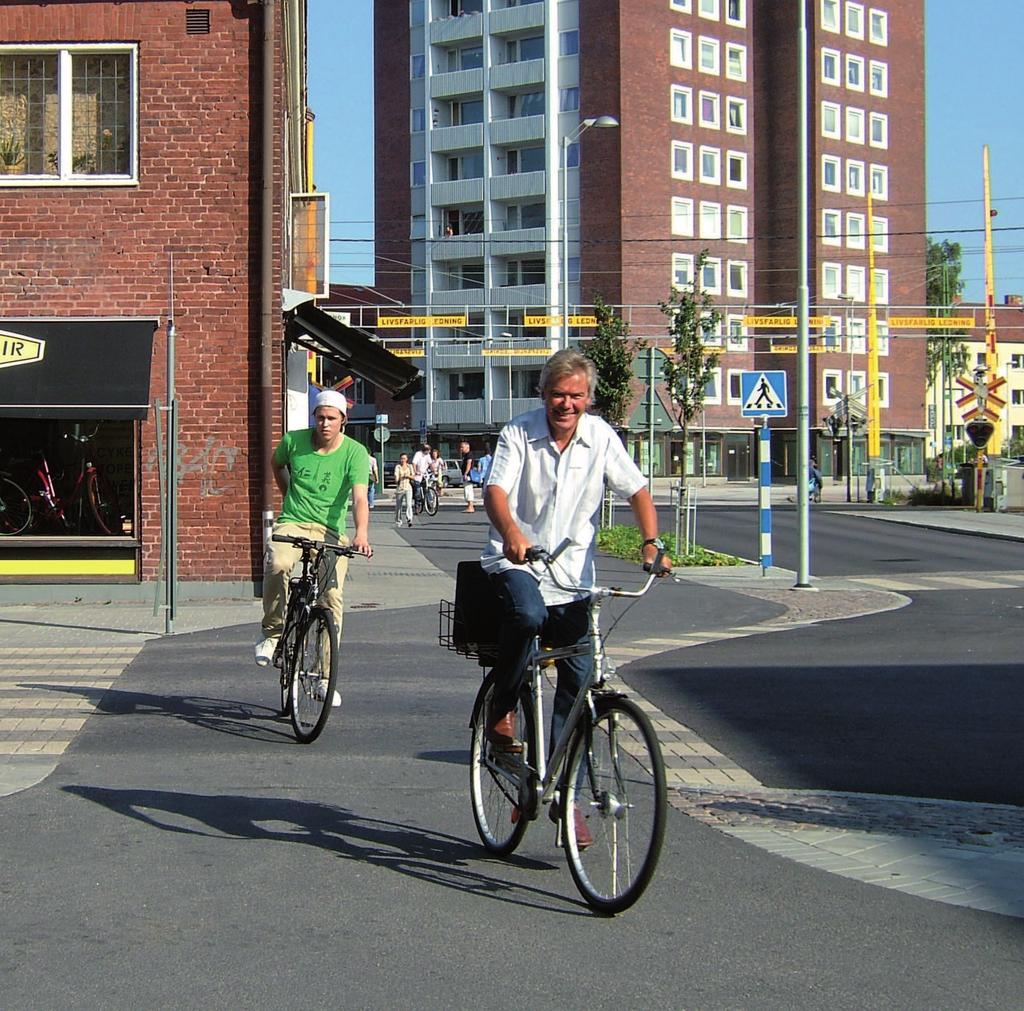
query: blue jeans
[{"left": 488, "top": 568, "right": 591, "bottom": 750}]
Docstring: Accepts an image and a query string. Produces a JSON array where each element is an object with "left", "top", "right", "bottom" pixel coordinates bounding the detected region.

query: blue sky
[{"left": 308, "top": 0, "right": 1024, "bottom": 303}]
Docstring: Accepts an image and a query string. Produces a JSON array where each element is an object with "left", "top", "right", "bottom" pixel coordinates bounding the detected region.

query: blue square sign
[{"left": 740, "top": 371, "right": 788, "bottom": 418}]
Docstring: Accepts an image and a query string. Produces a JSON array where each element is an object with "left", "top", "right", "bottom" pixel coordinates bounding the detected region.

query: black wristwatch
[{"left": 643, "top": 537, "right": 665, "bottom": 550}]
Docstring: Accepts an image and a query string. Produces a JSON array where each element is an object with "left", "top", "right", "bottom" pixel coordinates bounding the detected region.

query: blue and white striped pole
[{"left": 759, "top": 420, "right": 772, "bottom": 575}]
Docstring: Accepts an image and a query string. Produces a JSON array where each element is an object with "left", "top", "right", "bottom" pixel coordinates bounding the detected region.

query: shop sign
[{"left": 0, "top": 330, "right": 45, "bottom": 370}]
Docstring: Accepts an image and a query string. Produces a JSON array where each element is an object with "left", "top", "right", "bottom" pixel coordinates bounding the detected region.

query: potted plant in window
[{"left": 0, "top": 133, "right": 24, "bottom": 174}]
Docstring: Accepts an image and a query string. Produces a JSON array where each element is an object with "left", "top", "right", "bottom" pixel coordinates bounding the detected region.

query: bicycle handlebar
[
  {"left": 526, "top": 540, "right": 669, "bottom": 599},
  {"left": 271, "top": 534, "right": 358, "bottom": 557}
]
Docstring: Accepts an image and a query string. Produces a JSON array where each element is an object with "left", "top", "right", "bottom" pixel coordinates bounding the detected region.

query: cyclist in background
[
  {"left": 394, "top": 452, "right": 415, "bottom": 527},
  {"left": 255, "top": 390, "right": 373, "bottom": 693}
]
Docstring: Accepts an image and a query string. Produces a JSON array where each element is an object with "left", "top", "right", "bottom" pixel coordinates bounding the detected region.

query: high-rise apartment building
[{"left": 372, "top": 0, "right": 926, "bottom": 479}]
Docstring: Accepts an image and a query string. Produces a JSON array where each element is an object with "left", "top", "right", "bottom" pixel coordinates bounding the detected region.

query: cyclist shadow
[
  {"left": 63, "top": 785, "right": 590, "bottom": 914},
  {"left": 24, "top": 682, "right": 295, "bottom": 744}
]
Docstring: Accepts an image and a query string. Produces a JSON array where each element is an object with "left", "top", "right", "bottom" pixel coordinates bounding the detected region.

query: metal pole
[
  {"left": 795, "top": 1, "right": 811, "bottom": 587},
  {"left": 647, "top": 345, "right": 656, "bottom": 495},
  {"left": 165, "top": 253, "right": 177, "bottom": 634},
  {"left": 759, "top": 420, "right": 772, "bottom": 575},
  {"left": 845, "top": 394, "right": 852, "bottom": 503},
  {"left": 561, "top": 134, "right": 570, "bottom": 351}
]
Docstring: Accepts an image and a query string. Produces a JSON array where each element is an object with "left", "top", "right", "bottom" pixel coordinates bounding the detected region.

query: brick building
[{"left": 373, "top": 0, "right": 928, "bottom": 480}]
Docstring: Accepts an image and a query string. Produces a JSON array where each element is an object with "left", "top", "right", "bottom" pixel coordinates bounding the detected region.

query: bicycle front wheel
[
  {"left": 424, "top": 484, "right": 438, "bottom": 516},
  {"left": 0, "top": 478, "right": 32, "bottom": 535},
  {"left": 563, "top": 695, "right": 666, "bottom": 914},
  {"left": 469, "top": 671, "right": 535, "bottom": 855},
  {"left": 289, "top": 608, "right": 339, "bottom": 744},
  {"left": 87, "top": 471, "right": 121, "bottom": 535}
]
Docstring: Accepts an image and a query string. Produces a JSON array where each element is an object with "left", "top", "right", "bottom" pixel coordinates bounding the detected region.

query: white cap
[{"left": 313, "top": 389, "right": 349, "bottom": 416}]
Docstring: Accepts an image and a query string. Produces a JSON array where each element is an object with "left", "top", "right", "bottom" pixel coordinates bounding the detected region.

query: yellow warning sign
[
  {"left": 377, "top": 315, "right": 467, "bottom": 328},
  {"left": 888, "top": 316, "right": 975, "bottom": 329},
  {"left": 483, "top": 348, "right": 550, "bottom": 357},
  {"left": 524, "top": 315, "right": 598, "bottom": 327},
  {"left": 743, "top": 316, "right": 835, "bottom": 328},
  {"left": 388, "top": 348, "right": 426, "bottom": 357}
]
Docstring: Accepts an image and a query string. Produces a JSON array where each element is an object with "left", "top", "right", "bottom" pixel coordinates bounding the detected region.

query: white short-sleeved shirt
[
  {"left": 481, "top": 407, "right": 647, "bottom": 604},
  {"left": 411, "top": 450, "right": 430, "bottom": 479}
]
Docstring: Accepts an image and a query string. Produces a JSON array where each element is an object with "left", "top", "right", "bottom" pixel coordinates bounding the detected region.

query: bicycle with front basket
[
  {"left": 270, "top": 533, "right": 356, "bottom": 744},
  {"left": 440, "top": 541, "right": 669, "bottom": 913}
]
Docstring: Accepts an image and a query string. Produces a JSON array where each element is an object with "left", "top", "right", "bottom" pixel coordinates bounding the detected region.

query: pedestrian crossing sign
[{"left": 740, "top": 370, "right": 788, "bottom": 417}]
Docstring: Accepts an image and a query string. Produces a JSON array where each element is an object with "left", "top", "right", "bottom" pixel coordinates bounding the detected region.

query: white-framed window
[
  {"left": 822, "top": 262, "right": 842, "bottom": 298},
  {"left": 821, "top": 318, "right": 842, "bottom": 350},
  {"left": 726, "top": 315, "right": 748, "bottom": 350},
  {"left": 672, "top": 252, "right": 695, "bottom": 288},
  {"left": 821, "top": 48, "right": 840, "bottom": 85},
  {"left": 699, "top": 91, "right": 720, "bottom": 129},
  {"left": 725, "top": 0, "right": 746, "bottom": 28},
  {"left": 698, "top": 0, "right": 720, "bottom": 19},
  {"left": 869, "top": 8, "right": 888, "bottom": 45},
  {"left": 871, "top": 214, "right": 889, "bottom": 252},
  {"left": 849, "top": 369, "right": 866, "bottom": 394},
  {"left": 822, "top": 154, "right": 841, "bottom": 192},
  {"left": 726, "top": 96, "right": 747, "bottom": 134},
  {"left": 412, "top": 160, "right": 426, "bottom": 186},
  {"left": 671, "top": 196, "right": 695, "bottom": 236},
  {"left": 411, "top": 53, "right": 425, "bottom": 77},
  {"left": 699, "top": 200, "right": 722, "bottom": 239},
  {"left": 846, "top": 264, "right": 866, "bottom": 300},
  {"left": 699, "top": 145, "right": 721, "bottom": 184},
  {"left": 847, "top": 158, "right": 865, "bottom": 195},
  {"left": 670, "top": 30, "right": 693, "bottom": 69},
  {"left": 411, "top": 107, "right": 426, "bottom": 132},
  {"left": 703, "top": 366, "right": 722, "bottom": 404},
  {"left": 847, "top": 318, "right": 866, "bottom": 355},
  {"left": 701, "top": 312, "right": 724, "bottom": 347},
  {"left": 846, "top": 106, "right": 865, "bottom": 144},
  {"left": 727, "top": 368, "right": 744, "bottom": 404},
  {"left": 872, "top": 267, "right": 889, "bottom": 304},
  {"left": 846, "top": 54, "right": 864, "bottom": 91},
  {"left": 560, "top": 87, "right": 580, "bottom": 111},
  {"left": 821, "top": 101, "right": 841, "bottom": 139},
  {"left": 870, "top": 162, "right": 888, "bottom": 199},
  {"left": 822, "top": 209, "right": 841, "bottom": 245},
  {"left": 823, "top": 369, "right": 843, "bottom": 404},
  {"left": 877, "top": 322, "right": 888, "bottom": 357},
  {"left": 869, "top": 111, "right": 888, "bottom": 148},
  {"left": 671, "top": 140, "right": 693, "bottom": 180},
  {"left": 877, "top": 372, "right": 889, "bottom": 408},
  {"left": 559, "top": 30, "right": 580, "bottom": 56},
  {"left": 670, "top": 0, "right": 693, "bottom": 11},
  {"left": 822, "top": 0, "right": 840, "bottom": 33},
  {"left": 565, "top": 141, "right": 580, "bottom": 168},
  {"left": 726, "top": 204, "right": 748, "bottom": 242},
  {"left": 671, "top": 85, "right": 693, "bottom": 124},
  {"left": 846, "top": 211, "right": 865, "bottom": 249},
  {"left": 725, "top": 43, "right": 747, "bottom": 81},
  {"left": 727, "top": 259, "right": 748, "bottom": 297},
  {"left": 869, "top": 60, "right": 888, "bottom": 96},
  {"left": 698, "top": 37, "right": 720, "bottom": 75},
  {"left": 726, "top": 150, "right": 747, "bottom": 189},
  {"left": 411, "top": 0, "right": 425, "bottom": 27},
  {"left": 0, "top": 44, "right": 139, "bottom": 184},
  {"left": 845, "top": 2, "right": 864, "bottom": 39}
]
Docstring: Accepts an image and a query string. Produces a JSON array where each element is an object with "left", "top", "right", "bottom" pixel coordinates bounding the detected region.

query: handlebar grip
[
  {"left": 643, "top": 550, "right": 670, "bottom": 576},
  {"left": 524, "top": 546, "right": 546, "bottom": 563}
]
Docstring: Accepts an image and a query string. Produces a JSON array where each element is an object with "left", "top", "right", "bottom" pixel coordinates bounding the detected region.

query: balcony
[
  {"left": 490, "top": 226, "right": 546, "bottom": 258},
  {"left": 431, "top": 123, "right": 484, "bottom": 153},
  {"left": 489, "top": 282, "right": 546, "bottom": 306},
  {"left": 432, "top": 344, "right": 486, "bottom": 368},
  {"left": 490, "top": 114, "right": 545, "bottom": 147},
  {"left": 429, "top": 11, "right": 483, "bottom": 45},
  {"left": 489, "top": 2, "right": 545, "bottom": 36},
  {"left": 430, "top": 68, "right": 484, "bottom": 100},
  {"left": 432, "top": 233, "right": 486, "bottom": 261},
  {"left": 490, "top": 397, "right": 541, "bottom": 424},
  {"left": 490, "top": 170, "right": 545, "bottom": 201},
  {"left": 431, "top": 398, "right": 487, "bottom": 426},
  {"left": 489, "top": 58, "right": 545, "bottom": 93},
  {"left": 431, "top": 177, "right": 485, "bottom": 207},
  {"left": 429, "top": 287, "right": 488, "bottom": 307}
]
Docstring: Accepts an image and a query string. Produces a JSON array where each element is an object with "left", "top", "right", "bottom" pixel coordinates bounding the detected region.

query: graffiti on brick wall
[{"left": 145, "top": 437, "right": 240, "bottom": 497}]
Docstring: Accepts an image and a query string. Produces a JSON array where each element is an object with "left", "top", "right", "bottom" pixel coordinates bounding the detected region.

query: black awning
[
  {"left": 285, "top": 301, "right": 422, "bottom": 401},
  {"left": 0, "top": 318, "right": 157, "bottom": 420}
]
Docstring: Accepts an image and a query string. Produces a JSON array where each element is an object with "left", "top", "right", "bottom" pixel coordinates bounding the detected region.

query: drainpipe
[{"left": 260, "top": 0, "right": 276, "bottom": 547}]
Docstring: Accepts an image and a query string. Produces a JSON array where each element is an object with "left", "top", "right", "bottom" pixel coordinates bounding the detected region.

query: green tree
[
  {"left": 926, "top": 238, "right": 970, "bottom": 383},
  {"left": 660, "top": 252, "right": 722, "bottom": 478},
  {"left": 581, "top": 295, "right": 644, "bottom": 428}
]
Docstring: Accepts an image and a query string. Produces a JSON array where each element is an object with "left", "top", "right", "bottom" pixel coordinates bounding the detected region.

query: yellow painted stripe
[{"left": 0, "top": 558, "right": 136, "bottom": 576}]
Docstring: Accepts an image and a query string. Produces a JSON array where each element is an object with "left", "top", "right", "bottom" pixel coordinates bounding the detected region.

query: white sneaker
[
  {"left": 314, "top": 679, "right": 341, "bottom": 708},
  {"left": 254, "top": 636, "right": 279, "bottom": 667}
]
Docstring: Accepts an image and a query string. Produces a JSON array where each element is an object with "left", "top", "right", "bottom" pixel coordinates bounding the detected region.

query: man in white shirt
[
  {"left": 481, "top": 349, "right": 667, "bottom": 756},
  {"left": 411, "top": 442, "right": 431, "bottom": 511}
]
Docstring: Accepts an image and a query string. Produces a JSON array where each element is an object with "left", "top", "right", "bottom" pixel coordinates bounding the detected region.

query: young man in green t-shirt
[{"left": 255, "top": 390, "right": 373, "bottom": 702}]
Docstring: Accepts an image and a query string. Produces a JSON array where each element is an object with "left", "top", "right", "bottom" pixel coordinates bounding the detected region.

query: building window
[
  {"left": 822, "top": 262, "right": 841, "bottom": 298},
  {"left": 869, "top": 8, "right": 888, "bottom": 45},
  {"left": 448, "top": 45, "right": 483, "bottom": 71},
  {"left": 821, "top": 101, "right": 841, "bottom": 139},
  {"left": 671, "top": 140, "right": 693, "bottom": 180},
  {"left": 448, "top": 152, "right": 484, "bottom": 179},
  {"left": 559, "top": 30, "right": 580, "bottom": 56},
  {"left": 869, "top": 60, "right": 888, "bottom": 96},
  {"left": 1013, "top": 390, "right": 1024, "bottom": 406},
  {"left": 507, "top": 36, "right": 543, "bottom": 62},
  {"left": 703, "top": 367, "right": 722, "bottom": 403},
  {"left": 702, "top": 257, "right": 721, "bottom": 295},
  {"left": 872, "top": 214, "right": 889, "bottom": 252},
  {"left": 846, "top": 107, "right": 865, "bottom": 144},
  {"left": 726, "top": 204, "right": 748, "bottom": 242},
  {"left": 699, "top": 145, "right": 721, "bottom": 184},
  {"left": 0, "top": 46, "right": 137, "bottom": 182},
  {"left": 412, "top": 160, "right": 426, "bottom": 186},
  {"left": 846, "top": 2, "right": 864, "bottom": 39},
  {"left": 869, "top": 112, "right": 888, "bottom": 148},
  {"left": 846, "top": 54, "right": 864, "bottom": 91},
  {"left": 698, "top": 37, "right": 720, "bottom": 75},
  {"left": 727, "top": 260, "right": 747, "bottom": 297},
  {"left": 513, "top": 91, "right": 545, "bottom": 117},
  {"left": 847, "top": 158, "right": 865, "bottom": 195},
  {"left": 410, "top": 0, "right": 425, "bottom": 27},
  {"left": 1011, "top": 354, "right": 1024, "bottom": 369},
  {"left": 411, "top": 108, "right": 426, "bottom": 132},
  {"left": 726, "top": 150, "right": 747, "bottom": 188},
  {"left": 727, "top": 316, "right": 748, "bottom": 350},
  {"left": 877, "top": 372, "right": 889, "bottom": 408},
  {"left": 670, "top": 0, "right": 693, "bottom": 11},
  {"left": 671, "top": 197, "right": 694, "bottom": 236},
  {"left": 411, "top": 53, "right": 425, "bottom": 78},
  {"left": 699, "top": 91, "right": 720, "bottom": 129},
  {"left": 846, "top": 211, "right": 865, "bottom": 249},
  {"left": 507, "top": 146, "right": 545, "bottom": 173},
  {"left": 726, "top": 97, "right": 746, "bottom": 134},
  {"left": 565, "top": 141, "right": 580, "bottom": 168},
  {"left": 822, "top": 0, "right": 840, "bottom": 32},
  {"left": 671, "top": 85, "right": 693, "bottom": 124},
  {"left": 727, "top": 370, "right": 743, "bottom": 404},
  {"left": 725, "top": 43, "right": 747, "bottom": 81},
  {"left": 725, "top": 0, "right": 746, "bottom": 27},
  {"left": 672, "top": 252, "right": 694, "bottom": 288},
  {"left": 821, "top": 48, "right": 840, "bottom": 85},
  {"left": 698, "top": 0, "right": 720, "bottom": 19},
  {"left": 699, "top": 201, "right": 722, "bottom": 239},
  {"left": 447, "top": 371, "right": 485, "bottom": 400},
  {"left": 869, "top": 162, "right": 887, "bottom": 199},
  {"left": 872, "top": 267, "right": 889, "bottom": 304},
  {"left": 670, "top": 30, "right": 692, "bottom": 69},
  {"left": 824, "top": 370, "right": 843, "bottom": 402},
  {"left": 822, "top": 209, "right": 841, "bottom": 246},
  {"left": 822, "top": 154, "right": 841, "bottom": 192},
  {"left": 505, "top": 202, "right": 544, "bottom": 230},
  {"left": 559, "top": 87, "right": 580, "bottom": 112},
  {"left": 846, "top": 264, "right": 865, "bottom": 300},
  {"left": 453, "top": 99, "right": 484, "bottom": 125}
]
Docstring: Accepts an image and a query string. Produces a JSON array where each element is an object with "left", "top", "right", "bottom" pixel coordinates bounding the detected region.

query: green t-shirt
[{"left": 273, "top": 430, "right": 370, "bottom": 534}]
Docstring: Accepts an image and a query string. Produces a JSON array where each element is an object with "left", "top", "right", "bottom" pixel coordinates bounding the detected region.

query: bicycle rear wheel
[
  {"left": 87, "top": 471, "right": 121, "bottom": 535},
  {"left": 469, "top": 671, "right": 535, "bottom": 855},
  {"left": 424, "top": 484, "right": 438, "bottom": 516},
  {"left": 289, "top": 608, "right": 338, "bottom": 744},
  {"left": 0, "top": 478, "right": 31, "bottom": 535},
  {"left": 562, "top": 695, "right": 666, "bottom": 914}
]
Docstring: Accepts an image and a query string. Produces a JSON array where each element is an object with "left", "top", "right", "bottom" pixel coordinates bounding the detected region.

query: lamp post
[
  {"left": 837, "top": 292, "right": 856, "bottom": 501},
  {"left": 501, "top": 330, "right": 513, "bottom": 421},
  {"left": 561, "top": 114, "right": 618, "bottom": 349}
]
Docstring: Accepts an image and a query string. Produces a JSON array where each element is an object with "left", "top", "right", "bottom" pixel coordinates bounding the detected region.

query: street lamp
[
  {"left": 836, "top": 292, "right": 857, "bottom": 501},
  {"left": 561, "top": 114, "right": 619, "bottom": 349},
  {"left": 501, "top": 330, "right": 513, "bottom": 421}
]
